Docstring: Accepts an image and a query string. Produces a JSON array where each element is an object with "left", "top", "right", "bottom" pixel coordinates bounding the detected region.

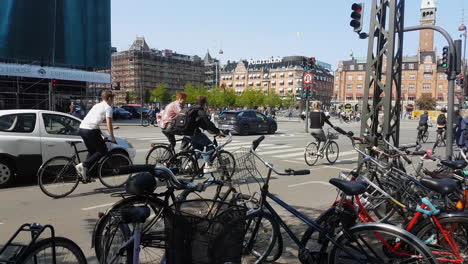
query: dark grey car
[{"left": 218, "top": 110, "right": 277, "bottom": 136}]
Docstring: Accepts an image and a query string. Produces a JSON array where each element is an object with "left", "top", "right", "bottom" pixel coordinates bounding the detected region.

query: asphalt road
[{"left": 0, "top": 118, "right": 447, "bottom": 263}]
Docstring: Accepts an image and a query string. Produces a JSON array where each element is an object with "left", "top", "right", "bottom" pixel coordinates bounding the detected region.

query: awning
[
  {"left": 437, "top": 93, "right": 443, "bottom": 97},
  {"left": 408, "top": 94, "right": 416, "bottom": 97},
  {"left": 288, "top": 88, "right": 293, "bottom": 91},
  {"left": 256, "top": 81, "right": 261, "bottom": 85},
  {"left": 279, "top": 88, "right": 284, "bottom": 92},
  {"left": 346, "top": 93, "right": 353, "bottom": 97},
  {"left": 271, "top": 81, "right": 276, "bottom": 84},
  {"left": 228, "top": 82, "right": 232, "bottom": 85},
  {"left": 288, "top": 80, "right": 293, "bottom": 83},
  {"left": 248, "top": 82, "right": 253, "bottom": 85},
  {"left": 356, "top": 93, "right": 363, "bottom": 97},
  {"left": 241, "top": 75, "right": 245, "bottom": 78}
]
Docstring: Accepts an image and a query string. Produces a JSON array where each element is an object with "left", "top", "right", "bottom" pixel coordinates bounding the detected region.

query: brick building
[
  {"left": 219, "top": 56, "right": 334, "bottom": 105},
  {"left": 333, "top": 0, "right": 462, "bottom": 110}
]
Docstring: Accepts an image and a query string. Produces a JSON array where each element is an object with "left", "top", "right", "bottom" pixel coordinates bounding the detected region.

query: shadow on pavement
[{"left": 65, "top": 187, "right": 125, "bottom": 199}]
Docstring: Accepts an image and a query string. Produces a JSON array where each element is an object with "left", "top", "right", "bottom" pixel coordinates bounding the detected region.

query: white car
[{"left": 0, "top": 110, "right": 136, "bottom": 188}]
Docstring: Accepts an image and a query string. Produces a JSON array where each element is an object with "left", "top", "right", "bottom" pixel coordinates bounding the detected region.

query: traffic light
[
  {"left": 350, "top": 3, "right": 364, "bottom": 32},
  {"left": 52, "top": 79, "right": 57, "bottom": 87},
  {"left": 302, "top": 57, "right": 309, "bottom": 71},
  {"left": 308, "top": 57, "right": 316, "bottom": 70},
  {"left": 458, "top": 75, "right": 464, "bottom": 87},
  {"left": 302, "top": 86, "right": 308, "bottom": 97},
  {"left": 441, "top": 46, "right": 449, "bottom": 71}
]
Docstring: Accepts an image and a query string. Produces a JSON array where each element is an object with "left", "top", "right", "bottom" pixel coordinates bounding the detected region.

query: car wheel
[
  {"left": 240, "top": 124, "right": 249, "bottom": 136},
  {"left": 0, "top": 159, "right": 15, "bottom": 187},
  {"left": 268, "top": 124, "right": 277, "bottom": 134}
]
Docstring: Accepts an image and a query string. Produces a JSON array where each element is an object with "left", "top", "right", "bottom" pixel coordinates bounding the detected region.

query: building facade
[
  {"left": 333, "top": 0, "right": 462, "bottom": 110},
  {"left": 89, "top": 37, "right": 219, "bottom": 103},
  {"left": 219, "top": 56, "right": 334, "bottom": 104}
]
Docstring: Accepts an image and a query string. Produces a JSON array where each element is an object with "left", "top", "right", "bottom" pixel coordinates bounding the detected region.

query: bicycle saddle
[
  {"left": 440, "top": 160, "right": 467, "bottom": 170},
  {"left": 420, "top": 177, "right": 457, "bottom": 195},
  {"left": 329, "top": 178, "right": 367, "bottom": 195},
  {"left": 423, "top": 169, "right": 454, "bottom": 180},
  {"left": 121, "top": 206, "right": 151, "bottom": 224}
]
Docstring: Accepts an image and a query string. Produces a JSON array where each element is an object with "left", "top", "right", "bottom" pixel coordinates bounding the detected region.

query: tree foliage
[
  {"left": 125, "top": 91, "right": 136, "bottom": 104},
  {"left": 236, "top": 88, "right": 265, "bottom": 108},
  {"left": 281, "top": 94, "right": 297, "bottom": 109},
  {"left": 150, "top": 83, "right": 170, "bottom": 103},
  {"left": 415, "top": 93, "right": 436, "bottom": 110},
  {"left": 264, "top": 92, "right": 282, "bottom": 107}
]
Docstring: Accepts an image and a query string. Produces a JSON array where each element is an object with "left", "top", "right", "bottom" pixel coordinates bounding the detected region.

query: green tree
[
  {"left": 264, "top": 92, "right": 282, "bottom": 108},
  {"left": 125, "top": 91, "right": 136, "bottom": 104},
  {"left": 184, "top": 83, "right": 208, "bottom": 103},
  {"left": 150, "top": 83, "right": 170, "bottom": 103},
  {"left": 206, "top": 87, "right": 225, "bottom": 108},
  {"left": 224, "top": 88, "right": 237, "bottom": 107},
  {"left": 236, "top": 88, "right": 265, "bottom": 108},
  {"left": 415, "top": 93, "right": 436, "bottom": 110},
  {"left": 281, "top": 94, "right": 297, "bottom": 109}
]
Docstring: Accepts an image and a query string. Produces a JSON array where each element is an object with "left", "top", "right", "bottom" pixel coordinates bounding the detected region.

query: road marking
[
  {"left": 259, "top": 145, "right": 291, "bottom": 150},
  {"left": 257, "top": 147, "right": 304, "bottom": 155},
  {"left": 288, "top": 181, "right": 331, "bottom": 188},
  {"left": 273, "top": 151, "right": 304, "bottom": 158},
  {"left": 81, "top": 203, "right": 115, "bottom": 211},
  {"left": 226, "top": 143, "right": 275, "bottom": 151},
  {"left": 0, "top": 222, "right": 4, "bottom": 225}
]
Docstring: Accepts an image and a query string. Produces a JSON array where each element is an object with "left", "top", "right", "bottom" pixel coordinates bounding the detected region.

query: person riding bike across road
[
  {"left": 418, "top": 110, "right": 430, "bottom": 133},
  {"left": 161, "top": 92, "right": 187, "bottom": 149},
  {"left": 182, "top": 96, "right": 225, "bottom": 173},
  {"left": 309, "top": 102, "right": 335, "bottom": 149},
  {"left": 76, "top": 90, "right": 117, "bottom": 181},
  {"left": 436, "top": 108, "right": 447, "bottom": 137}
]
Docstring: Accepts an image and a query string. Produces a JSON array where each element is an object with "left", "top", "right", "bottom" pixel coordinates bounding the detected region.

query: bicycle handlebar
[{"left": 249, "top": 136, "right": 310, "bottom": 176}]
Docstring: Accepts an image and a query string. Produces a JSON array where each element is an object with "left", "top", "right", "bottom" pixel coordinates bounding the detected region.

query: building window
[
  {"left": 356, "top": 95, "right": 363, "bottom": 100},
  {"left": 347, "top": 84, "right": 353, "bottom": 90},
  {"left": 334, "top": 85, "right": 338, "bottom": 90},
  {"left": 280, "top": 73, "right": 285, "bottom": 78},
  {"left": 349, "top": 65, "right": 355, "bottom": 71},
  {"left": 408, "top": 64, "right": 415, "bottom": 70},
  {"left": 279, "top": 80, "right": 284, "bottom": 85},
  {"left": 248, "top": 82, "right": 253, "bottom": 86},
  {"left": 288, "top": 72, "right": 293, "bottom": 77},
  {"left": 401, "top": 84, "right": 405, "bottom": 91},
  {"left": 409, "top": 84, "right": 415, "bottom": 90},
  {"left": 235, "top": 76, "right": 239, "bottom": 80},
  {"left": 263, "top": 83, "right": 268, "bottom": 87},
  {"left": 438, "top": 95, "right": 444, "bottom": 101},
  {"left": 346, "top": 96, "right": 353, "bottom": 100},
  {"left": 408, "top": 96, "right": 415, "bottom": 101},
  {"left": 357, "top": 84, "right": 363, "bottom": 89},
  {"left": 402, "top": 64, "right": 406, "bottom": 70},
  {"left": 409, "top": 75, "right": 416, "bottom": 80},
  {"left": 439, "top": 74, "right": 446, "bottom": 80},
  {"left": 423, "top": 74, "right": 432, "bottom": 80},
  {"left": 271, "top": 73, "right": 276, "bottom": 78},
  {"left": 357, "top": 75, "right": 363, "bottom": 81},
  {"left": 401, "top": 75, "right": 405, "bottom": 80},
  {"left": 271, "top": 81, "right": 276, "bottom": 86},
  {"left": 358, "top": 65, "right": 364, "bottom": 70},
  {"left": 288, "top": 80, "right": 293, "bottom": 85},
  {"left": 425, "top": 65, "right": 431, "bottom": 72},
  {"left": 348, "top": 75, "right": 353, "bottom": 81},
  {"left": 438, "top": 84, "right": 443, "bottom": 90},
  {"left": 423, "top": 84, "right": 431, "bottom": 90}
]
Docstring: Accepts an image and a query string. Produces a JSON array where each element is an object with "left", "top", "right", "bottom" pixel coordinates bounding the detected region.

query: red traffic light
[
  {"left": 352, "top": 3, "right": 362, "bottom": 12},
  {"left": 52, "top": 79, "right": 57, "bottom": 87},
  {"left": 309, "top": 57, "right": 315, "bottom": 63}
]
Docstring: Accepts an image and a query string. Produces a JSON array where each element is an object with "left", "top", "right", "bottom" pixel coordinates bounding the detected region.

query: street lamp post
[{"left": 459, "top": 24, "right": 467, "bottom": 91}]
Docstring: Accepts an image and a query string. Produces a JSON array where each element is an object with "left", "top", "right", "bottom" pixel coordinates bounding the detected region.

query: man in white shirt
[{"left": 76, "top": 90, "right": 116, "bottom": 180}]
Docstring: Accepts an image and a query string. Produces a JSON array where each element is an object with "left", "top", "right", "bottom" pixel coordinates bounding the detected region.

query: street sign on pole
[{"left": 303, "top": 73, "right": 314, "bottom": 84}]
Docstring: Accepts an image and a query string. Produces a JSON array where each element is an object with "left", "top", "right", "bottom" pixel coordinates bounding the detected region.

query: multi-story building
[
  {"left": 219, "top": 56, "right": 334, "bottom": 104},
  {"left": 89, "top": 37, "right": 218, "bottom": 102},
  {"left": 334, "top": 0, "right": 462, "bottom": 110}
]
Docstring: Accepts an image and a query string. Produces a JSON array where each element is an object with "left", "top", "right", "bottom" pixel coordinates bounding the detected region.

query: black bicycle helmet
[
  {"left": 441, "top": 107, "right": 447, "bottom": 113},
  {"left": 126, "top": 172, "right": 157, "bottom": 195}
]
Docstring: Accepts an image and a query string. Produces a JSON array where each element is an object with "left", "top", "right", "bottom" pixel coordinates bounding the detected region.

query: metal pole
[
  {"left": 140, "top": 58, "right": 143, "bottom": 126},
  {"left": 48, "top": 81, "right": 53, "bottom": 110},
  {"left": 305, "top": 95, "right": 309, "bottom": 133}
]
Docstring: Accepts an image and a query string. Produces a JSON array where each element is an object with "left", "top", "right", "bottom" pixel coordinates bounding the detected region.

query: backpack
[
  {"left": 168, "top": 106, "right": 199, "bottom": 135},
  {"left": 437, "top": 113, "right": 446, "bottom": 126}
]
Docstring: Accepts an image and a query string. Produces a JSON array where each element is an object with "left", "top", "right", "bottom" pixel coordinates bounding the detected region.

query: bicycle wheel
[
  {"left": 414, "top": 215, "right": 468, "bottom": 262},
  {"left": 142, "top": 118, "right": 149, "bottom": 127},
  {"left": 242, "top": 211, "right": 279, "bottom": 264},
  {"left": 301, "top": 207, "right": 342, "bottom": 256},
  {"left": 326, "top": 141, "right": 339, "bottom": 164},
  {"left": 304, "top": 142, "right": 320, "bottom": 166},
  {"left": 329, "top": 223, "right": 437, "bottom": 264},
  {"left": 212, "top": 150, "right": 236, "bottom": 179},
  {"left": 98, "top": 153, "right": 133, "bottom": 188},
  {"left": 18, "top": 237, "right": 87, "bottom": 264},
  {"left": 94, "top": 196, "right": 165, "bottom": 263},
  {"left": 422, "top": 131, "right": 429, "bottom": 143},
  {"left": 38, "top": 156, "right": 80, "bottom": 198},
  {"left": 101, "top": 222, "right": 133, "bottom": 264},
  {"left": 167, "top": 152, "right": 199, "bottom": 180},
  {"left": 145, "top": 145, "right": 173, "bottom": 166}
]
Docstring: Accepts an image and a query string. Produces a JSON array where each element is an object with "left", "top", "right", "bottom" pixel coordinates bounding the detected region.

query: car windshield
[{"left": 222, "top": 112, "right": 239, "bottom": 118}]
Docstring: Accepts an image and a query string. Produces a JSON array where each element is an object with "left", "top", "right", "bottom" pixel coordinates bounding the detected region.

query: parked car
[
  {"left": 218, "top": 110, "right": 277, "bottom": 136},
  {"left": 121, "top": 105, "right": 149, "bottom": 118},
  {"left": 113, "top": 107, "right": 132, "bottom": 120},
  {"left": 0, "top": 110, "right": 136, "bottom": 188}
]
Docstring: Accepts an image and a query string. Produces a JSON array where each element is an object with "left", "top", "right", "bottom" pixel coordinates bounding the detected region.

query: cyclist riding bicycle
[
  {"left": 76, "top": 90, "right": 116, "bottom": 180},
  {"left": 436, "top": 108, "right": 447, "bottom": 135},
  {"left": 418, "top": 110, "right": 430, "bottom": 133},
  {"left": 184, "top": 96, "right": 225, "bottom": 173},
  {"left": 309, "top": 102, "right": 335, "bottom": 145},
  {"left": 161, "top": 92, "right": 187, "bottom": 149}
]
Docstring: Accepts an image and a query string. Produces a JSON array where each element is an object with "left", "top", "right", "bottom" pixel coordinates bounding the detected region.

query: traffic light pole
[
  {"left": 305, "top": 93, "right": 309, "bottom": 133},
  {"left": 403, "top": 25, "right": 457, "bottom": 159}
]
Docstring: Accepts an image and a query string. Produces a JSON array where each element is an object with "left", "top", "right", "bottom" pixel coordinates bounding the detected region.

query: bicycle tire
[
  {"left": 101, "top": 221, "right": 133, "bottom": 264},
  {"left": 422, "top": 131, "right": 429, "bottom": 143},
  {"left": 98, "top": 153, "right": 133, "bottom": 188},
  {"left": 167, "top": 151, "right": 200, "bottom": 180},
  {"left": 17, "top": 237, "right": 87, "bottom": 264},
  {"left": 414, "top": 215, "right": 468, "bottom": 261},
  {"left": 304, "top": 142, "right": 320, "bottom": 166},
  {"left": 142, "top": 118, "right": 149, "bottom": 127},
  {"left": 328, "top": 223, "right": 437, "bottom": 264},
  {"left": 326, "top": 141, "right": 339, "bottom": 164},
  {"left": 93, "top": 196, "right": 165, "bottom": 262},
  {"left": 38, "top": 156, "right": 80, "bottom": 198},
  {"left": 212, "top": 150, "right": 236, "bottom": 179},
  {"left": 145, "top": 145, "right": 173, "bottom": 166},
  {"left": 242, "top": 211, "right": 279, "bottom": 264},
  {"left": 300, "top": 207, "right": 341, "bottom": 255}
]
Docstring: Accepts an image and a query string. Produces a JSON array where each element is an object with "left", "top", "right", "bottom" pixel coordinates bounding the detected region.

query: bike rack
[{"left": 0, "top": 223, "right": 56, "bottom": 264}]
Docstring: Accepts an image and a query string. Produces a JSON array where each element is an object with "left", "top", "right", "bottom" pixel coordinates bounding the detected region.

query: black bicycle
[
  {"left": 0, "top": 223, "right": 86, "bottom": 264},
  {"left": 416, "top": 124, "right": 430, "bottom": 143},
  {"left": 243, "top": 133, "right": 437, "bottom": 264},
  {"left": 37, "top": 139, "right": 133, "bottom": 198}
]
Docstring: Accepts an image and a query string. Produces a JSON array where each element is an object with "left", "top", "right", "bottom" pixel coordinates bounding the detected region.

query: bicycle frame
[{"left": 107, "top": 223, "right": 143, "bottom": 264}]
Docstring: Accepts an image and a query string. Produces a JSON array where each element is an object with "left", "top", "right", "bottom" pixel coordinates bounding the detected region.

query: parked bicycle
[
  {"left": 304, "top": 128, "right": 340, "bottom": 166},
  {"left": 37, "top": 139, "right": 133, "bottom": 198},
  {"left": 0, "top": 223, "right": 86, "bottom": 264},
  {"left": 241, "top": 134, "right": 437, "bottom": 263}
]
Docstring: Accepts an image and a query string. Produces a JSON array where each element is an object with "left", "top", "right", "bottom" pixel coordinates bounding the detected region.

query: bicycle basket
[
  {"left": 164, "top": 199, "right": 247, "bottom": 264},
  {"left": 328, "top": 132, "right": 339, "bottom": 140}
]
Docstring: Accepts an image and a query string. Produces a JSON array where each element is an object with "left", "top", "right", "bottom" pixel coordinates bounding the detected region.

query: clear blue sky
[{"left": 111, "top": 0, "right": 466, "bottom": 69}]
